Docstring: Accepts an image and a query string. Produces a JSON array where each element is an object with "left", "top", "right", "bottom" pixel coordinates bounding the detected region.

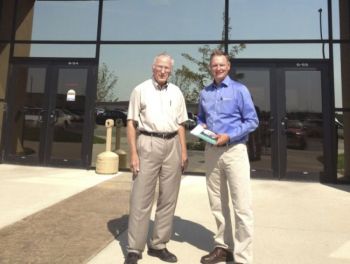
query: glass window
[
  {"left": 15, "top": 0, "right": 99, "bottom": 41},
  {"left": 97, "top": 44, "right": 219, "bottom": 102},
  {"left": 333, "top": 0, "right": 350, "bottom": 40},
  {"left": 0, "top": 0, "right": 15, "bottom": 40},
  {"left": 231, "top": 44, "right": 329, "bottom": 59},
  {"left": 13, "top": 44, "right": 96, "bottom": 58},
  {"left": 229, "top": 0, "right": 328, "bottom": 40},
  {"left": 101, "top": 0, "right": 224, "bottom": 40},
  {"left": 333, "top": 43, "right": 350, "bottom": 109},
  {"left": 333, "top": 44, "right": 342, "bottom": 108}
]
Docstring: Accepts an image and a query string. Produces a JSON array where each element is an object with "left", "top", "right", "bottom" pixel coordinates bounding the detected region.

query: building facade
[{"left": 0, "top": 0, "right": 349, "bottom": 183}]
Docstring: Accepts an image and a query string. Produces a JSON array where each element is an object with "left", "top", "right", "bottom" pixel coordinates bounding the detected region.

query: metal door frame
[
  {"left": 231, "top": 59, "right": 333, "bottom": 181},
  {"left": 3, "top": 58, "right": 97, "bottom": 168}
]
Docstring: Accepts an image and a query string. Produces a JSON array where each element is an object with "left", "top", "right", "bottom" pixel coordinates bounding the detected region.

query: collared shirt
[
  {"left": 127, "top": 78, "right": 188, "bottom": 133},
  {"left": 197, "top": 76, "right": 259, "bottom": 144},
  {"left": 152, "top": 78, "right": 168, "bottom": 90}
]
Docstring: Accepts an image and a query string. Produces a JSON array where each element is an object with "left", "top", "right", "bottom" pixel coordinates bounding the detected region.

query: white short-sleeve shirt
[{"left": 127, "top": 79, "right": 188, "bottom": 133}]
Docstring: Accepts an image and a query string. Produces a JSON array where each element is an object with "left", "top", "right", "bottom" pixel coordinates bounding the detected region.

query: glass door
[
  {"left": 4, "top": 59, "right": 96, "bottom": 167},
  {"left": 5, "top": 64, "right": 47, "bottom": 163},
  {"left": 283, "top": 68, "right": 324, "bottom": 180},
  {"left": 230, "top": 66, "right": 273, "bottom": 178},
  {"left": 231, "top": 60, "right": 327, "bottom": 181}
]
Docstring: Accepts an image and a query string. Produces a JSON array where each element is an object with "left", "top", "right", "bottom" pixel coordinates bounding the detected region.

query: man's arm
[
  {"left": 127, "top": 119, "right": 139, "bottom": 176},
  {"left": 225, "top": 87, "right": 259, "bottom": 143},
  {"left": 177, "top": 124, "right": 188, "bottom": 173}
]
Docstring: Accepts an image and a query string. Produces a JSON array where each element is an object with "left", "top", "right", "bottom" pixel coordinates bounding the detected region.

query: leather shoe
[
  {"left": 200, "top": 247, "right": 234, "bottom": 264},
  {"left": 147, "top": 247, "right": 177, "bottom": 262},
  {"left": 124, "top": 252, "right": 141, "bottom": 264}
]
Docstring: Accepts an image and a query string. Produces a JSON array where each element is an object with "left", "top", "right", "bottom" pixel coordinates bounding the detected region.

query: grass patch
[
  {"left": 93, "top": 137, "right": 105, "bottom": 144},
  {"left": 338, "top": 153, "right": 344, "bottom": 172},
  {"left": 187, "top": 140, "right": 206, "bottom": 151}
]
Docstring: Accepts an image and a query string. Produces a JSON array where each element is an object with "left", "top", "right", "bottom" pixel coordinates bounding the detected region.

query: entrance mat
[{"left": 0, "top": 173, "right": 131, "bottom": 264}]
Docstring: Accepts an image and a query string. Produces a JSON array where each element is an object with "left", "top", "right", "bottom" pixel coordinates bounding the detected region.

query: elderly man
[{"left": 124, "top": 53, "right": 188, "bottom": 264}]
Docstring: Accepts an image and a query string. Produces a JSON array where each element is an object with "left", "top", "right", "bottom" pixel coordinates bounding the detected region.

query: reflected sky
[
  {"left": 229, "top": 0, "right": 329, "bottom": 40},
  {"left": 24, "top": 0, "right": 343, "bottom": 106}
]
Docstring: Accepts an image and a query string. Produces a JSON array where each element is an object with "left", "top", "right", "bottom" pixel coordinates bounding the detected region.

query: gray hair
[{"left": 153, "top": 52, "right": 174, "bottom": 67}]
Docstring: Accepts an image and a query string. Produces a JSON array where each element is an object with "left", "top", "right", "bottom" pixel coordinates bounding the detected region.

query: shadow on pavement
[
  {"left": 172, "top": 216, "right": 214, "bottom": 252},
  {"left": 107, "top": 215, "right": 214, "bottom": 258}
]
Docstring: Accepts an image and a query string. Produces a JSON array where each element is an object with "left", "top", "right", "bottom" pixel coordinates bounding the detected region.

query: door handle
[
  {"left": 281, "top": 117, "right": 288, "bottom": 132},
  {"left": 49, "top": 110, "right": 58, "bottom": 125}
]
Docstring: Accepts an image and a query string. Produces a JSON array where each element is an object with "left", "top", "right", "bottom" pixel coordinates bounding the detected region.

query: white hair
[{"left": 153, "top": 52, "right": 174, "bottom": 67}]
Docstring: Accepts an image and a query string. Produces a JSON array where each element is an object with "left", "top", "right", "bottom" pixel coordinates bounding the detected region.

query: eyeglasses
[{"left": 154, "top": 65, "right": 171, "bottom": 72}]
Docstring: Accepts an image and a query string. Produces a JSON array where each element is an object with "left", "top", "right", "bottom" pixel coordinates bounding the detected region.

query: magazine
[{"left": 190, "top": 124, "right": 217, "bottom": 145}]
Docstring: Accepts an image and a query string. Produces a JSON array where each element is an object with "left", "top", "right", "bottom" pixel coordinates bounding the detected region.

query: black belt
[{"left": 139, "top": 130, "right": 177, "bottom": 139}]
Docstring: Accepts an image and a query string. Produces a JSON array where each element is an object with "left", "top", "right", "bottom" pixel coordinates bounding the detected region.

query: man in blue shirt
[{"left": 198, "top": 50, "right": 258, "bottom": 264}]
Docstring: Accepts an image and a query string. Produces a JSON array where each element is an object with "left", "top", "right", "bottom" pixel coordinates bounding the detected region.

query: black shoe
[
  {"left": 124, "top": 252, "right": 141, "bottom": 264},
  {"left": 200, "top": 247, "right": 234, "bottom": 264},
  {"left": 147, "top": 247, "right": 177, "bottom": 263}
]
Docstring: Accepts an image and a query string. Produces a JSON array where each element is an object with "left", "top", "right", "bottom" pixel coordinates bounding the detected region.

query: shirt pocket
[{"left": 219, "top": 97, "right": 234, "bottom": 114}]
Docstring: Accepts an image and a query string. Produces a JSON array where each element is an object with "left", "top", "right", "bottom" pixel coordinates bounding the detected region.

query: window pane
[
  {"left": 334, "top": 43, "right": 350, "bottom": 109},
  {"left": 98, "top": 44, "right": 219, "bottom": 102},
  {"left": 229, "top": 0, "right": 328, "bottom": 40},
  {"left": 15, "top": 0, "right": 99, "bottom": 41},
  {"left": 231, "top": 44, "right": 329, "bottom": 59},
  {"left": 13, "top": 44, "right": 95, "bottom": 58},
  {"left": 0, "top": 0, "right": 15, "bottom": 40},
  {"left": 333, "top": 44, "right": 342, "bottom": 108},
  {"left": 101, "top": 0, "right": 224, "bottom": 40}
]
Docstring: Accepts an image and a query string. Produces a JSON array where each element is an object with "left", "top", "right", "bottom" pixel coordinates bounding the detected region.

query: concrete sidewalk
[{"left": 1, "top": 164, "right": 350, "bottom": 264}]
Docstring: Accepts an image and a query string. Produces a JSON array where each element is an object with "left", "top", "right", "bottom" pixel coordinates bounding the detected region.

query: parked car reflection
[
  {"left": 185, "top": 118, "right": 197, "bottom": 130},
  {"left": 24, "top": 107, "right": 42, "bottom": 128},
  {"left": 54, "top": 109, "right": 74, "bottom": 128},
  {"left": 24, "top": 107, "right": 76, "bottom": 129},
  {"left": 95, "top": 109, "right": 127, "bottom": 126},
  {"left": 303, "top": 119, "right": 323, "bottom": 137},
  {"left": 286, "top": 119, "right": 307, "bottom": 150},
  {"left": 187, "top": 111, "right": 197, "bottom": 121}
]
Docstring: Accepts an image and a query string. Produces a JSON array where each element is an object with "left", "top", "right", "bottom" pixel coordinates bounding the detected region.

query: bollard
[{"left": 96, "top": 119, "right": 119, "bottom": 174}]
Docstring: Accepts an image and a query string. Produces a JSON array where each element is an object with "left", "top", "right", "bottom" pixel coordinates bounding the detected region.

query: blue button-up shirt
[{"left": 197, "top": 76, "right": 259, "bottom": 144}]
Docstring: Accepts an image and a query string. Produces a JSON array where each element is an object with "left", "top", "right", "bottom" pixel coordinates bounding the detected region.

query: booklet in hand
[{"left": 190, "top": 124, "right": 217, "bottom": 145}]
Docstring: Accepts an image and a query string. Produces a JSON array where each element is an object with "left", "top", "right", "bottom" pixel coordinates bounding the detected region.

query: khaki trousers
[
  {"left": 205, "top": 143, "right": 253, "bottom": 264},
  {"left": 127, "top": 134, "right": 182, "bottom": 254}
]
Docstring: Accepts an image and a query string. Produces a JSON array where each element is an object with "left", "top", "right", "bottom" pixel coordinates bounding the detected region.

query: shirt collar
[
  {"left": 152, "top": 78, "right": 169, "bottom": 90},
  {"left": 212, "top": 75, "right": 230, "bottom": 89}
]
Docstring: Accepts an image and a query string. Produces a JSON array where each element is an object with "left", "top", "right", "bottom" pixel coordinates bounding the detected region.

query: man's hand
[
  {"left": 130, "top": 152, "right": 140, "bottom": 179},
  {"left": 181, "top": 154, "right": 188, "bottom": 173},
  {"left": 215, "top": 133, "right": 230, "bottom": 146}
]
